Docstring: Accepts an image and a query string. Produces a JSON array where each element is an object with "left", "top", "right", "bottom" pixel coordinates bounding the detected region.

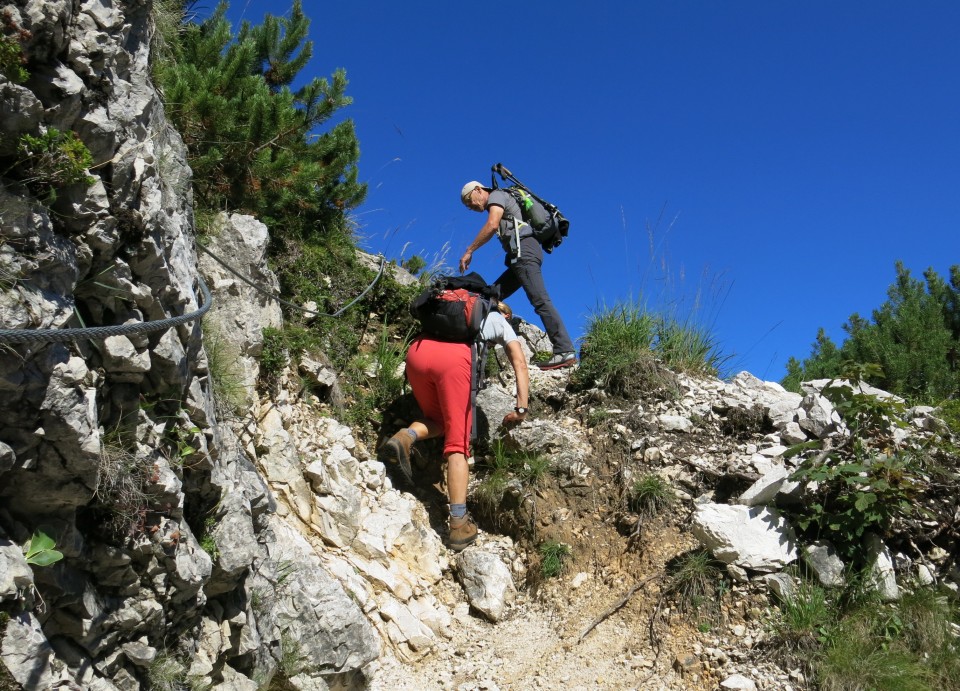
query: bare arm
[
  {"left": 459, "top": 205, "right": 504, "bottom": 273},
  {"left": 501, "top": 339, "right": 530, "bottom": 427}
]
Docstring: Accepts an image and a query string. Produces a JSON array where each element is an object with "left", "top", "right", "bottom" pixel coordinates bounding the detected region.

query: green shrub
[
  {"left": 15, "top": 128, "right": 95, "bottom": 201},
  {"left": 784, "top": 372, "right": 926, "bottom": 560},
  {"left": 0, "top": 31, "right": 28, "bottom": 83},
  {"left": 401, "top": 254, "right": 427, "bottom": 276}
]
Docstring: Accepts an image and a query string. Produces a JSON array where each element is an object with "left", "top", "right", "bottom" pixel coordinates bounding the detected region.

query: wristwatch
[{"left": 514, "top": 407, "right": 528, "bottom": 415}]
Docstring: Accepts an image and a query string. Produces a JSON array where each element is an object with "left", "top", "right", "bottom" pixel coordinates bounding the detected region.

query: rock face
[{"left": 0, "top": 3, "right": 381, "bottom": 688}]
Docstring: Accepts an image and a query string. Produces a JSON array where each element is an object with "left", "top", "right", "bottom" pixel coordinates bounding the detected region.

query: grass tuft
[
  {"left": 539, "top": 540, "right": 571, "bottom": 579},
  {"left": 627, "top": 473, "right": 675, "bottom": 517}
]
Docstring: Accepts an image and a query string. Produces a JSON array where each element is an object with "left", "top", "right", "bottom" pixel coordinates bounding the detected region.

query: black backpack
[
  {"left": 409, "top": 273, "right": 500, "bottom": 440},
  {"left": 491, "top": 163, "right": 570, "bottom": 253},
  {"left": 409, "top": 272, "right": 498, "bottom": 343}
]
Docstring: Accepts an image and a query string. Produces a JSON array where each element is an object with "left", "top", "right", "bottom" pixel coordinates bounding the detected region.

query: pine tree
[
  {"left": 841, "top": 262, "right": 957, "bottom": 401},
  {"left": 783, "top": 263, "right": 960, "bottom": 403},
  {"left": 157, "top": 1, "right": 365, "bottom": 237},
  {"left": 782, "top": 328, "right": 844, "bottom": 392}
]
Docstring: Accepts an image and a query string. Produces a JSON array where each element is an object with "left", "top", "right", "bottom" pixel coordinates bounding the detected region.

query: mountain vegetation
[
  {"left": 783, "top": 262, "right": 960, "bottom": 404},
  {"left": 155, "top": 8, "right": 960, "bottom": 687},
  {"left": 155, "top": 0, "right": 420, "bottom": 436}
]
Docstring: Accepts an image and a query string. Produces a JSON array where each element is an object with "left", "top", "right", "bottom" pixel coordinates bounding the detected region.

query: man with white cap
[{"left": 459, "top": 180, "right": 577, "bottom": 370}]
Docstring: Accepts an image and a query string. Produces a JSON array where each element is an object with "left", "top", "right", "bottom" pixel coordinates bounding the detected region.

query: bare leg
[
  {"left": 445, "top": 452, "right": 469, "bottom": 505},
  {"left": 409, "top": 419, "right": 442, "bottom": 441}
]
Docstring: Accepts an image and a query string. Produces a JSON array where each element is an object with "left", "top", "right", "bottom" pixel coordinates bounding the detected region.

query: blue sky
[{"left": 223, "top": 1, "right": 959, "bottom": 382}]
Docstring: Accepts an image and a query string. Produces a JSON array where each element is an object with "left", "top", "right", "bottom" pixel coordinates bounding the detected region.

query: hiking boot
[
  {"left": 378, "top": 429, "right": 414, "bottom": 483},
  {"left": 447, "top": 514, "right": 478, "bottom": 551},
  {"left": 537, "top": 351, "right": 578, "bottom": 370}
]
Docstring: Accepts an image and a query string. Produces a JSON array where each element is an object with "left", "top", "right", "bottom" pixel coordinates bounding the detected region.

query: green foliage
[
  {"left": 167, "top": 422, "right": 203, "bottom": 467},
  {"left": 783, "top": 263, "right": 960, "bottom": 403},
  {"left": 156, "top": 1, "right": 365, "bottom": 238},
  {"left": 817, "top": 588, "right": 960, "bottom": 691},
  {"left": 13, "top": 128, "right": 95, "bottom": 202},
  {"left": 665, "top": 549, "right": 724, "bottom": 613},
  {"left": 573, "top": 302, "right": 657, "bottom": 394},
  {"left": 654, "top": 315, "right": 722, "bottom": 375},
  {"left": 260, "top": 327, "right": 290, "bottom": 374},
  {"left": 784, "top": 371, "right": 926, "bottom": 561},
  {"left": 149, "top": 0, "right": 185, "bottom": 70},
  {"left": 259, "top": 325, "right": 324, "bottom": 376},
  {"left": 348, "top": 325, "right": 409, "bottom": 408},
  {"left": 474, "top": 440, "right": 552, "bottom": 512},
  {"left": 401, "top": 254, "right": 427, "bottom": 276},
  {"left": 585, "top": 408, "right": 612, "bottom": 427},
  {"left": 574, "top": 300, "right": 720, "bottom": 394},
  {"left": 782, "top": 328, "right": 845, "bottom": 392},
  {"left": 278, "top": 631, "right": 305, "bottom": 677},
  {"left": 202, "top": 322, "right": 247, "bottom": 415},
  {"left": 199, "top": 534, "right": 219, "bottom": 559},
  {"left": 23, "top": 531, "right": 63, "bottom": 567},
  {"left": 627, "top": 473, "right": 675, "bottom": 517},
  {"left": 937, "top": 399, "right": 960, "bottom": 438},
  {"left": 0, "top": 26, "right": 28, "bottom": 83},
  {"left": 538, "top": 540, "right": 571, "bottom": 579},
  {"left": 770, "top": 577, "right": 835, "bottom": 653}
]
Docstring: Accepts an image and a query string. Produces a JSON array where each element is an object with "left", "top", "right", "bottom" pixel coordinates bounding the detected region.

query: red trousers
[{"left": 405, "top": 336, "right": 472, "bottom": 455}]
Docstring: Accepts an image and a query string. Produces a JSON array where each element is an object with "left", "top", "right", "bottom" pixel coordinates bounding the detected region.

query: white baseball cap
[{"left": 460, "top": 181, "right": 488, "bottom": 202}]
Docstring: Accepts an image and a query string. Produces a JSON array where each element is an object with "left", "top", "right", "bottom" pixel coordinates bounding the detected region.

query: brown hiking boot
[
  {"left": 447, "top": 514, "right": 478, "bottom": 552},
  {"left": 378, "top": 429, "right": 414, "bottom": 483}
]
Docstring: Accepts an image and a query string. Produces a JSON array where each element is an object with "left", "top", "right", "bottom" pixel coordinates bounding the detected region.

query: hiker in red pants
[{"left": 380, "top": 303, "right": 529, "bottom": 551}]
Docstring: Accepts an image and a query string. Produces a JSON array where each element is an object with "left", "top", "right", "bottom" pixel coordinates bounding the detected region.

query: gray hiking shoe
[
  {"left": 537, "top": 351, "right": 578, "bottom": 370},
  {"left": 378, "top": 429, "right": 414, "bottom": 483},
  {"left": 447, "top": 514, "right": 478, "bottom": 551}
]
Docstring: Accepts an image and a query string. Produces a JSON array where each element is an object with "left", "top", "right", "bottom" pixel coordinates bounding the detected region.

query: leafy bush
[
  {"left": 784, "top": 371, "right": 926, "bottom": 560},
  {"left": 0, "top": 29, "right": 28, "bottom": 83}
]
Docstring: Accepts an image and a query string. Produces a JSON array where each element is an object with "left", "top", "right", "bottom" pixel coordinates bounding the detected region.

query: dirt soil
[{"left": 368, "top": 435, "right": 744, "bottom": 691}]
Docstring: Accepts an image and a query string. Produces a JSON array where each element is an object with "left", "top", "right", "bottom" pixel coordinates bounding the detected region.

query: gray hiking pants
[{"left": 493, "top": 237, "right": 575, "bottom": 354}]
